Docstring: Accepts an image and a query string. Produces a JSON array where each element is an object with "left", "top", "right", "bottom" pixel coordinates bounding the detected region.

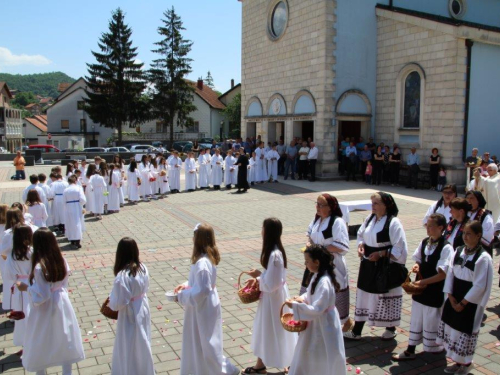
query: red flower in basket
[
  {"left": 149, "top": 177, "right": 156, "bottom": 182},
  {"left": 287, "top": 320, "right": 302, "bottom": 326}
]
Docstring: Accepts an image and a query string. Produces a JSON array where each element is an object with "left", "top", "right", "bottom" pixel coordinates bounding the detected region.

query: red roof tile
[
  {"left": 39, "top": 98, "right": 52, "bottom": 104},
  {"left": 34, "top": 115, "right": 47, "bottom": 125},
  {"left": 24, "top": 116, "right": 48, "bottom": 132},
  {"left": 25, "top": 103, "right": 39, "bottom": 109},
  {"left": 186, "top": 80, "right": 226, "bottom": 110}
]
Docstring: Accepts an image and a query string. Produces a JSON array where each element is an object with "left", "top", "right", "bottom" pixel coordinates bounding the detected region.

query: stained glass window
[{"left": 403, "top": 72, "right": 421, "bottom": 128}]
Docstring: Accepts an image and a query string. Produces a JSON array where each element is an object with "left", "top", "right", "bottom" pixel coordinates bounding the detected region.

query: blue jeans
[
  {"left": 284, "top": 158, "right": 295, "bottom": 179},
  {"left": 15, "top": 170, "right": 25, "bottom": 180}
]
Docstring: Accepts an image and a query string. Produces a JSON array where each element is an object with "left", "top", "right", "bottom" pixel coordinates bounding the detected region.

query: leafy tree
[
  {"left": 204, "top": 71, "right": 215, "bottom": 89},
  {"left": 149, "top": 7, "right": 196, "bottom": 146},
  {"left": 222, "top": 93, "right": 241, "bottom": 137},
  {"left": 85, "top": 8, "right": 150, "bottom": 143},
  {"left": 12, "top": 92, "right": 37, "bottom": 107},
  {"left": 0, "top": 72, "right": 75, "bottom": 98}
]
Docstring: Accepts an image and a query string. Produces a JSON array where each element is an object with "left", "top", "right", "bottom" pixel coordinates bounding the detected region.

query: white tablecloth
[{"left": 339, "top": 200, "right": 372, "bottom": 224}]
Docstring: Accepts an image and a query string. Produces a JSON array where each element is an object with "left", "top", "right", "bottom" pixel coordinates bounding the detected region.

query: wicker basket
[
  {"left": 100, "top": 297, "right": 118, "bottom": 320},
  {"left": 280, "top": 302, "right": 307, "bottom": 333},
  {"left": 402, "top": 271, "right": 427, "bottom": 296},
  {"left": 237, "top": 272, "right": 261, "bottom": 304},
  {"left": 160, "top": 170, "right": 167, "bottom": 176}
]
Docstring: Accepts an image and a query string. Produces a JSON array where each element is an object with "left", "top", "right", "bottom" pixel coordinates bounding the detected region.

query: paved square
[{"left": 0, "top": 163, "right": 498, "bottom": 375}]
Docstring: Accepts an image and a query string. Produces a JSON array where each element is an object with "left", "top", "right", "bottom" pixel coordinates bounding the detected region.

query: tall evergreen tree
[
  {"left": 85, "top": 8, "right": 149, "bottom": 143},
  {"left": 149, "top": 7, "right": 196, "bottom": 145},
  {"left": 204, "top": 71, "right": 215, "bottom": 89}
]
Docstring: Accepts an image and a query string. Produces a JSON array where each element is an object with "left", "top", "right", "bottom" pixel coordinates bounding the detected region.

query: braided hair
[{"left": 304, "top": 244, "right": 340, "bottom": 294}]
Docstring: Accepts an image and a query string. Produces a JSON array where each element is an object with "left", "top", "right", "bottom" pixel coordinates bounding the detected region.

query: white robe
[
  {"left": 177, "top": 256, "right": 238, "bottom": 375},
  {"left": 109, "top": 266, "right": 154, "bottom": 375},
  {"left": 469, "top": 210, "right": 495, "bottom": 248},
  {"left": 198, "top": 154, "right": 210, "bottom": 188},
  {"left": 4, "top": 249, "right": 32, "bottom": 346},
  {"left": 224, "top": 156, "right": 237, "bottom": 186},
  {"left": 255, "top": 147, "right": 267, "bottom": 182},
  {"left": 168, "top": 157, "right": 182, "bottom": 191},
  {"left": 248, "top": 157, "right": 256, "bottom": 183},
  {"left": 210, "top": 155, "right": 224, "bottom": 186},
  {"left": 39, "top": 183, "right": 52, "bottom": 226},
  {"left": 474, "top": 173, "right": 500, "bottom": 223},
  {"left": 90, "top": 175, "right": 107, "bottom": 215},
  {"left": 139, "top": 162, "right": 153, "bottom": 197},
  {"left": 126, "top": 169, "right": 141, "bottom": 202},
  {"left": 157, "top": 164, "right": 170, "bottom": 194},
  {"left": 422, "top": 200, "right": 452, "bottom": 226},
  {"left": 251, "top": 250, "right": 297, "bottom": 367},
  {"left": 108, "top": 170, "right": 122, "bottom": 211},
  {"left": 266, "top": 150, "right": 279, "bottom": 180},
  {"left": 289, "top": 275, "right": 347, "bottom": 375},
  {"left": 27, "top": 203, "right": 48, "bottom": 227},
  {"left": 22, "top": 184, "right": 46, "bottom": 204},
  {"left": 50, "top": 180, "right": 69, "bottom": 226},
  {"left": 82, "top": 175, "right": 95, "bottom": 214},
  {"left": 22, "top": 261, "right": 85, "bottom": 372},
  {"left": 63, "top": 184, "right": 86, "bottom": 241},
  {"left": 184, "top": 158, "right": 197, "bottom": 190}
]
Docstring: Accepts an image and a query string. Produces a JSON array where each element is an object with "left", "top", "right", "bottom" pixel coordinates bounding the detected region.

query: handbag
[
  {"left": 8, "top": 285, "right": 25, "bottom": 320},
  {"left": 375, "top": 247, "right": 408, "bottom": 293}
]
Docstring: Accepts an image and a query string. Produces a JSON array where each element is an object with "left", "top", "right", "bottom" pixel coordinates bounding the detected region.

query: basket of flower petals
[
  {"left": 280, "top": 302, "right": 307, "bottom": 332},
  {"left": 160, "top": 170, "right": 167, "bottom": 176},
  {"left": 237, "top": 272, "right": 261, "bottom": 304},
  {"left": 402, "top": 271, "right": 427, "bottom": 296}
]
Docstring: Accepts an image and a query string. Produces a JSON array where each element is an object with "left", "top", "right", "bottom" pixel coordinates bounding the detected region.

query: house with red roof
[
  {"left": 0, "top": 82, "right": 23, "bottom": 152},
  {"left": 23, "top": 114, "right": 48, "bottom": 145}
]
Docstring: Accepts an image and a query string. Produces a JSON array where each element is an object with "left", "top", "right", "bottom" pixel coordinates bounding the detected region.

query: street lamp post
[
  {"left": 92, "top": 125, "right": 95, "bottom": 146},
  {"left": 220, "top": 121, "right": 224, "bottom": 140}
]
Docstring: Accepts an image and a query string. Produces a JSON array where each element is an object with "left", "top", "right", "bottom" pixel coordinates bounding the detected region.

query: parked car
[
  {"left": 107, "top": 147, "right": 130, "bottom": 153},
  {"left": 129, "top": 145, "right": 158, "bottom": 153},
  {"left": 15, "top": 146, "right": 29, "bottom": 152},
  {"left": 199, "top": 138, "right": 213, "bottom": 144},
  {"left": 60, "top": 149, "right": 81, "bottom": 153},
  {"left": 83, "top": 147, "right": 108, "bottom": 153},
  {"left": 122, "top": 143, "right": 138, "bottom": 150},
  {"left": 199, "top": 143, "right": 213, "bottom": 150},
  {"left": 172, "top": 141, "right": 192, "bottom": 152},
  {"left": 28, "top": 145, "right": 60, "bottom": 153}
]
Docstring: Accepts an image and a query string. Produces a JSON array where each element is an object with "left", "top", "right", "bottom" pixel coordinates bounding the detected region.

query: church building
[{"left": 240, "top": 0, "right": 500, "bottom": 182}]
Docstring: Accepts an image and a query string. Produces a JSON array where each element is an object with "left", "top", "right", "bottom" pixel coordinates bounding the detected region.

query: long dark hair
[
  {"left": 114, "top": 237, "right": 145, "bottom": 277},
  {"left": 12, "top": 224, "right": 32, "bottom": 261},
  {"left": 192, "top": 223, "right": 221, "bottom": 265},
  {"left": 305, "top": 244, "right": 340, "bottom": 294},
  {"left": 30, "top": 228, "right": 67, "bottom": 284},
  {"left": 99, "top": 161, "right": 108, "bottom": 177},
  {"left": 260, "top": 218, "right": 287, "bottom": 269},
  {"left": 66, "top": 163, "right": 74, "bottom": 176},
  {"left": 86, "top": 163, "right": 96, "bottom": 179},
  {"left": 5, "top": 208, "right": 24, "bottom": 230},
  {"left": 108, "top": 163, "right": 115, "bottom": 185},
  {"left": 113, "top": 154, "right": 123, "bottom": 168},
  {"left": 141, "top": 155, "right": 148, "bottom": 167},
  {"left": 129, "top": 160, "right": 137, "bottom": 173},
  {"left": 26, "top": 189, "right": 42, "bottom": 206}
]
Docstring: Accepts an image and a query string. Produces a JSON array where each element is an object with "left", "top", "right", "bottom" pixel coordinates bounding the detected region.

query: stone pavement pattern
[{"left": 0, "top": 163, "right": 498, "bottom": 375}]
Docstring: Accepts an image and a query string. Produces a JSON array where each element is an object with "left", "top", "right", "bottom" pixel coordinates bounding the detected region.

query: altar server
[
  {"left": 127, "top": 161, "right": 141, "bottom": 204},
  {"left": 198, "top": 148, "right": 211, "bottom": 189},
  {"left": 37, "top": 174, "right": 52, "bottom": 226},
  {"left": 50, "top": 174, "right": 69, "bottom": 234},
  {"left": 248, "top": 152, "right": 257, "bottom": 186},
  {"left": 224, "top": 150, "right": 237, "bottom": 189},
  {"left": 109, "top": 238, "right": 155, "bottom": 375},
  {"left": 139, "top": 156, "right": 153, "bottom": 201},
  {"left": 286, "top": 245, "right": 347, "bottom": 375},
  {"left": 266, "top": 145, "right": 279, "bottom": 182},
  {"left": 63, "top": 176, "right": 86, "bottom": 249},
  {"left": 108, "top": 164, "right": 122, "bottom": 213},
  {"left": 26, "top": 190, "right": 48, "bottom": 227},
  {"left": 211, "top": 149, "right": 224, "bottom": 190},
  {"left": 168, "top": 151, "right": 182, "bottom": 193},
  {"left": 174, "top": 223, "right": 238, "bottom": 375},
  {"left": 22, "top": 174, "right": 46, "bottom": 204},
  {"left": 90, "top": 170, "right": 107, "bottom": 220},
  {"left": 184, "top": 151, "right": 197, "bottom": 192},
  {"left": 255, "top": 142, "right": 266, "bottom": 183},
  {"left": 157, "top": 157, "right": 170, "bottom": 196},
  {"left": 243, "top": 218, "right": 297, "bottom": 374}
]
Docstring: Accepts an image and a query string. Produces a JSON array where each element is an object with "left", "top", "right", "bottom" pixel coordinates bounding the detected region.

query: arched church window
[{"left": 403, "top": 71, "right": 421, "bottom": 128}]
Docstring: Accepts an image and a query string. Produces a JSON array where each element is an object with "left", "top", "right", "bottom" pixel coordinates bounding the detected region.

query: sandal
[
  {"left": 392, "top": 351, "right": 416, "bottom": 361},
  {"left": 241, "top": 366, "right": 267, "bottom": 374}
]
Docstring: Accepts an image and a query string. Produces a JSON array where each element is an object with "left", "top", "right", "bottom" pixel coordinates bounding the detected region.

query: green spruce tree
[
  {"left": 149, "top": 7, "right": 196, "bottom": 146},
  {"left": 204, "top": 71, "right": 215, "bottom": 89},
  {"left": 85, "top": 8, "right": 149, "bottom": 143}
]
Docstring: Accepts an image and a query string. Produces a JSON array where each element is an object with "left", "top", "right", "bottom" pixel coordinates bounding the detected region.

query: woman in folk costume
[
  {"left": 90, "top": 169, "right": 107, "bottom": 220},
  {"left": 168, "top": 151, "right": 183, "bottom": 193},
  {"left": 243, "top": 218, "right": 297, "bottom": 374},
  {"left": 108, "top": 238, "right": 155, "bottom": 375},
  {"left": 17, "top": 228, "right": 85, "bottom": 374},
  {"left": 50, "top": 174, "right": 69, "bottom": 234},
  {"left": 344, "top": 192, "right": 408, "bottom": 341},
  {"left": 157, "top": 157, "right": 170, "bottom": 197},
  {"left": 82, "top": 164, "right": 96, "bottom": 216},
  {"left": 139, "top": 155, "right": 153, "bottom": 201},
  {"left": 437, "top": 221, "right": 493, "bottom": 375},
  {"left": 211, "top": 148, "right": 224, "bottom": 190},
  {"left": 302, "top": 194, "right": 352, "bottom": 330},
  {"left": 266, "top": 145, "right": 279, "bottom": 183},
  {"left": 63, "top": 176, "right": 86, "bottom": 249},
  {"left": 465, "top": 190, "right": 495, "bottom": 255},
  {"left": 4, "top": 225, "right": 33, "bottom": 353},
  {"left": 174, "top": 223, "right": 239, "bottom": 375},
  {"left": 392, "top": 213, "right": 454, "bottom": 361},
  {"left": 26, "top": 189, "right": 48, "bottom": 227},
  {"left": 184, "top": 151, "right": 197, "bottom": 192},
  {"left": 286, "top": 245, "right": 347, "bottom": 375},
  {"left": 443, "top": 198, "right": 470, "bottom": 250},
  {"left": 224, "top": 150, "right": 237, "bottom": 189},
  {"left": 113, "top": 155, "right": 126, "bottom": 206},
  {"left": 198, "top": 148, "right": 210, "bottom": 189},
  {"left": 107, "top": 164, "right": 122, "bottom": 213},
  {"left": 126, "top": 161, "right": 141, "bottom": 204},
  {"left": 422, "top": 184, "right": 457, "bottom": 226},
  {"left": 248, "top": 152, "right": 257, "bottom": 186}
]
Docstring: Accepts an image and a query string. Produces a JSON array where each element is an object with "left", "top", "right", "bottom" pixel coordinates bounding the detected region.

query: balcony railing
[{"left": 119, "top": 132, "right": 207, "bottom": 142}]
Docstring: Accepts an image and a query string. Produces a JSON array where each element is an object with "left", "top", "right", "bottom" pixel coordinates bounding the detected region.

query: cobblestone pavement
[{"left": 0, "top": 163, "right": 498, "bottom": 374}]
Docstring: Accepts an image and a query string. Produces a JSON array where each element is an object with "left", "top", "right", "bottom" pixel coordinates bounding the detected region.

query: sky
[{"left": 0, "top": 0, "right": 242, "bottom": 93}]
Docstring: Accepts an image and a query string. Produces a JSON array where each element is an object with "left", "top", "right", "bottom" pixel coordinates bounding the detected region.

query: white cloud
[{"left": 0, "top": 47, "right": 51, "bottom": 67}]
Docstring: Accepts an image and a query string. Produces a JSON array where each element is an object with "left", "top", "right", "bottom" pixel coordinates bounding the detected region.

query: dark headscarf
[
  {"left": 377, "top": 192, "right": 399, "bottom": 217},
  {"left": 465, "top": 190, "right": 487, "bottom": 209},
  {"left": 314, "top": 193, "right": 343, "bottom": 222}
]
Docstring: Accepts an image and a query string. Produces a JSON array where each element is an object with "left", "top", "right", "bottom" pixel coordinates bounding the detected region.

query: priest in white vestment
[{"left": 473, "top": 164, "right": 500, "bottom": 223}]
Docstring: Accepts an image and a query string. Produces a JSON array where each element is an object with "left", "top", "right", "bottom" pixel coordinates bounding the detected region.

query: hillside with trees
[{"left": 0, "top": 72, "right": 76, "bottom": 98}]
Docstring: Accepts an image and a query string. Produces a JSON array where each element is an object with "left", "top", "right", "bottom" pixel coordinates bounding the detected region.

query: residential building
[
  {"left": 240, "top": 0, "right": 500, "bottom": 182},
  {"left": 0, "top": 82, "right": 23, "bottom": 152},
  {"left": 23, "top": 115, "right": 47, "bottom": 145},
  {"left": 219, "top": 80, "right": 242, "bottom": 138},
  {"left": 25, "top": 103, "right": 43, "bottom": 116}
]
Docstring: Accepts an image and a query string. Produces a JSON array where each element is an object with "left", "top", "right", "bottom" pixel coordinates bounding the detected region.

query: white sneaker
[
  {"left": 381, "top": 329, "right": 397, "bottom": 340},
  {"left": 444, "top": 363, "right": 461, "bottom": 374},
  {"left": 455, "top": 364, "right": 474, "bottom": 375},
  {"left": 343, "top": 331, "right": 361, "bottom": 341}
]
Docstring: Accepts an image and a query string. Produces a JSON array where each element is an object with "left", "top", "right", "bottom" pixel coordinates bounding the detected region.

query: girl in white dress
[
  {"left": 248, "top": 152, "right": 257, "bottom": 186},
  {"left": 26, "top": 190, "right": 48, "bottom": 227},
  {"left": 112, "top": 155, "right": 126, "bottom": 206},
  {"left": 4, "top": 225, "right": 33, "bottom": 351},
  {"left": 168, "top": 151, "right": 182, "bottom": 193},
  {"left": 150, "top": 157, "right": 160, "bottom": 196},
  {"left": 244, "top": 218, "right": 297, "bottom": 374},
  {"left": 224, "top": 150, "right": 236, "bottom": 189},
  {"left": 38, "top": 174, "right": 52, "bottom": 226},
  {"left": 83, "top": 164, "right": 96, "bottom": 216},
  {"left": 139, "top": 155, "right": 153, "bottom": 201},
  {"left": 184, "top": 151, "right": 197, "bottom": 192},
  {"left": 210, "top": 149, "right": 224, "bottom": 190},
  {"left": 65, "top": 163, "right": 74, "bottom": 181},
  {"left": 286, "top": 245, "right": 347, "bottom": 375},
  {"left": 17, "top": 228, "right": 85, "bottom": 374},
  {"left": 109, "top": 238, "right": 155, "bottom": 375},
  {"left": 100, "top": 161, "right": 110, "bottom": 211},
  {"left": 158, "top": 157, "right": 170, "bottom": 196},
  {"left": 107, "top": 164, "right": 121, "bottom": 213},
  {"left": 174, "top": 223, "right": 238, "bottom": 375},
  {"left": 127, "top": 161, "right": 141, "bottom": 204},
  {"left": 90, "top": 169, "right": 107, "bottom": 220}
]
